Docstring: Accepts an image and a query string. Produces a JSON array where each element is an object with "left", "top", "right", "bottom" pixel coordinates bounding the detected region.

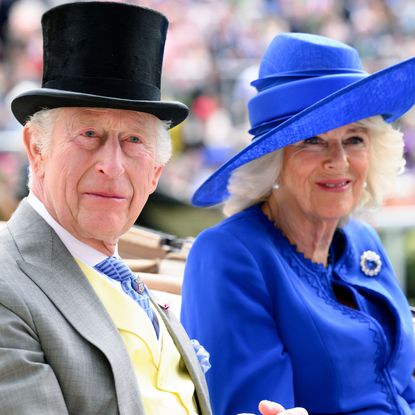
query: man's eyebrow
[{"left": 69, "top": 111, "right": 152, "bottom": 127}]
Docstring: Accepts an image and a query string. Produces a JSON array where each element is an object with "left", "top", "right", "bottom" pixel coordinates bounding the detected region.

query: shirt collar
[{"left": 27, "top": 192, "right": 118, "bottom": 266}]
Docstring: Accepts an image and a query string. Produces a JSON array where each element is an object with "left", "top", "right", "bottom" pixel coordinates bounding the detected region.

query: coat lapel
[
  {"left": 8, "top": 200, "right": 144, "bottom": 415},
  {"left": 149, "top": 292, "right": 212, "bottom": 415}
]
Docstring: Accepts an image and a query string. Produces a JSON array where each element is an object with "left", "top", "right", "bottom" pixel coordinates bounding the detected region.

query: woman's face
[{"left": 278, "top": 123, "right": 371, "bottom": 224}]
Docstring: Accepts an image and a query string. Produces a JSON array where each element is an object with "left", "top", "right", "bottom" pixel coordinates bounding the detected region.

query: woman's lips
[{"left": 316, "top": 179, "right": 352, "bottom": 191}]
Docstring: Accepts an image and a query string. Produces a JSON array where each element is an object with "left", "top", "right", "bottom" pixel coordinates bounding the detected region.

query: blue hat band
[
  {"left": 248, "top": 73, "right": 367, "bottom": 131},
  {"left": 251, "top": 68, "right": 366, "bottom": 90},
  {"left": 248, "top": 114, "right": 292, "bottom": 137}
]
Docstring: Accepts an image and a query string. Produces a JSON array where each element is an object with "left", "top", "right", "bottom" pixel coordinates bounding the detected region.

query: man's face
[{"left": 25, "top": 107, "right": 164, "bottom": 254}]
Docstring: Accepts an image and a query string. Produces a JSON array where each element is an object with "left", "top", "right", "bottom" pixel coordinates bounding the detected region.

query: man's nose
[{"left": 95, "top": 138, "right": 125, "bottom": 178}]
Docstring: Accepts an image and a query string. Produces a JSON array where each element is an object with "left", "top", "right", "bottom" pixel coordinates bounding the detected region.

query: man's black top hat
[{"left": 11, "top": 1, "right": 189, "bottom": 128}]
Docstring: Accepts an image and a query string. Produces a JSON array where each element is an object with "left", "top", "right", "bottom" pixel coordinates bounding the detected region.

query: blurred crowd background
[{"left": 0, "top": 0, "right": 415, "bottom": 294}]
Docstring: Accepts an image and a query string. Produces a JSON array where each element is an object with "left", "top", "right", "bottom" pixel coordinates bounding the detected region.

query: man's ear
[
  {"left": 149, "top": 164, "right": 164, "bottom": 194},
  {"left": 23, "top": 125, "right": 45, "bottom": 178}
]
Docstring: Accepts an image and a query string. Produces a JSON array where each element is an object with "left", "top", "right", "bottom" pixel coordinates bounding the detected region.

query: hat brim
[
  {"left": 192, "top": 56, "right": 415, "bottom": 207},
  {"left": 11, "top": 89, "right": 189, "bottom": 128}
]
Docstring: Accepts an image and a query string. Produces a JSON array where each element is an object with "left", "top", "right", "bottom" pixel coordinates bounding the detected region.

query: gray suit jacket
[{"left": 0, "top": 200, "right": 211, "bottom": 415}]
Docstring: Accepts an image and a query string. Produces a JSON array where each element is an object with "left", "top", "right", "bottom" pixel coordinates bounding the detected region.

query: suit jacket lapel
[
  {"left": 8, "top": 200, "right": 144, "bottom": 415},
  {"left": 150, "top": 292, "right": 212, "bottom": 415}
]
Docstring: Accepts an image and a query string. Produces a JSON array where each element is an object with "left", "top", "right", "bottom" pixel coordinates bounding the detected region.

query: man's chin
[{"left": 79, "top": 219, "right": 128, "bottom": 243}]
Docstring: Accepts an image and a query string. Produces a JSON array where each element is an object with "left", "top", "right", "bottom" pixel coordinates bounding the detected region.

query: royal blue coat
[{"left": 181, "top": 205, "right": 415, "bottom": 415}]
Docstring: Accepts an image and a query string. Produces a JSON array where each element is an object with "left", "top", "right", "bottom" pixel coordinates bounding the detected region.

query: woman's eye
[
  {"left": 303, "top": 136, "right": 323, "bottom": 145},
  {"left": 345, "top": 135, "right": 365, "bottom": 145}
]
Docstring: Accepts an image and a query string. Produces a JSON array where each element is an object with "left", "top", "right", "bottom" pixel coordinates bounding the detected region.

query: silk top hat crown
[
  {"left": 192, "top": 32, "right": 415, "bottom": 206},
  {"left": 11, "top": 1, "right": 188, "bottom": 128}
]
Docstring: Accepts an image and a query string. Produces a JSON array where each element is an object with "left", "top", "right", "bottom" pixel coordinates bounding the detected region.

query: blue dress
[{"left": 181, "top": 205, "right": 415, "bottom": 415}]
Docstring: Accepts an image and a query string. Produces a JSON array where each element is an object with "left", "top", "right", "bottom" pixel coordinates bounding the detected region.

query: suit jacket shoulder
[{"left": 0, "top": 200, "right": 211, "bottom": 414}]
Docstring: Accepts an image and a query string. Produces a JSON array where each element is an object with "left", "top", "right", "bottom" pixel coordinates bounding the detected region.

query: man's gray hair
[{"left": 223, "top": 116, "right": 405, "bottom": 217}]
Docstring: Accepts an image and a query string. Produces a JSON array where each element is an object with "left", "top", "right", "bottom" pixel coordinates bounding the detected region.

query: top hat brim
[
  {"left": 11, "top": 89, "right": 189, "bottom": 128},
  {"left": 192, "top": 56, "right": 415, "bottom": 207}
]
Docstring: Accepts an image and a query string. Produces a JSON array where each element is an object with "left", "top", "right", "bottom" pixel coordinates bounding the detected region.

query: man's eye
[
  {"left": 83, "top": 130, "right": 96, "bottom": 138},
  {"left": 128, "top": 135, "right": 142, "bottom": 144}
]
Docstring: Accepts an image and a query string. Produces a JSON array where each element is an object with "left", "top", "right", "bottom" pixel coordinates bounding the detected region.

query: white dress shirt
[{"left": 27, "top": 192, "right": 126, "bottom": 294}]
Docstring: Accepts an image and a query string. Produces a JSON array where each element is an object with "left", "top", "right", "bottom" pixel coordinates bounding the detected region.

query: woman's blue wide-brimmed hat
[{"left": 192, "top": 32, "right": 415, "bottom": 206}]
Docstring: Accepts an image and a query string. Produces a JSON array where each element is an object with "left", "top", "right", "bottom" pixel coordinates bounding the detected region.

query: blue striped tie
[{"left": 94, "top": 256, "right": 156, "bottom": 326}]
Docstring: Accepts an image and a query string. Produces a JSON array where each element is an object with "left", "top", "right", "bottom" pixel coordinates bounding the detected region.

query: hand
[{"left": 258, "top": 400, "right": 308, "bottom": 415}]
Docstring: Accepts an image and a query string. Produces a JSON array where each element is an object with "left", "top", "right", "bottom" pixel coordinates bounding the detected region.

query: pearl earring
[{"left": 272, "top": 183, "right": 279, "bottom": 190}]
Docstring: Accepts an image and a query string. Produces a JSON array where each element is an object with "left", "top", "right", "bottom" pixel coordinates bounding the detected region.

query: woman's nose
[{"left": 324, "top": 142, "right": 349, "bottom": 170}]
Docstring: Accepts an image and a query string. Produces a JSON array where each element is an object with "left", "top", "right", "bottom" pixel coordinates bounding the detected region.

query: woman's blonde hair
[{"left": 223, "top": 116, "right": 405, "bottom": 217}]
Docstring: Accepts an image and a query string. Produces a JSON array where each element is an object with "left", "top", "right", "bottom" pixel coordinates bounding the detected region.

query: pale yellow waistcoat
[{"left": 77, "top": 260, "right": 198, "bottom": 415}]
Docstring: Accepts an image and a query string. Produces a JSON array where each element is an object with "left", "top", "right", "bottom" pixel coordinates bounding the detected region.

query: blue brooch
[{"left": 360, "top": 250, "right": 382, "bottom": 277}]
